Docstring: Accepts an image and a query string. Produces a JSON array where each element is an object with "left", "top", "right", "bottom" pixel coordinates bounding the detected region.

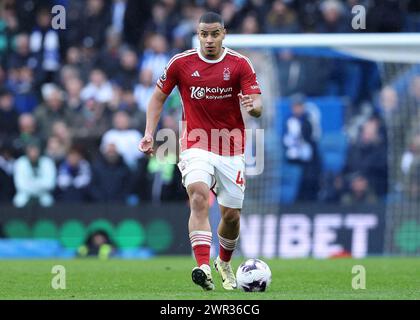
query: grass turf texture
[{"left": 0, "top": 257, "right": 419, "bottom": 299}]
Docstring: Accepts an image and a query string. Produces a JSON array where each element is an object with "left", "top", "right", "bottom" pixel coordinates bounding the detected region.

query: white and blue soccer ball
[{"left": 236, "top": 258, "right": 272, "bottom": 292}]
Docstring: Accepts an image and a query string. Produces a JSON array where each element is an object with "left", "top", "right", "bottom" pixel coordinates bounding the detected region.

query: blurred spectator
[
  {"left": 89, "top": 142, "right": 131, "bottom": 203},
  {"left": 0, "top": 65, "right": 5, "bottom": 88},
  {"left": 345, "top": 102, "right": 374, "bottom": 143},
  {"left": 29, "top": 7, "right": 60, "bottom": 84},
  {"left": 56, "top": 146, "right": 92, "bottom": 202},
  {"left": 401, "top": 131, "right": 420, "bottom": 176},
  {"left": 162, "top": 109, "right": 180, "bottom": 133},
  {"left": 95, "top": 27, "right": 122, "bottom": 78},
  {"left": 115, "top": 87, "right": 146, "bottom": 132},
  {"left": 220, "top": 1, "right": 240, "bottom": 31},
  {"left": 0, "top": 144, "right": 15, "bottom": 203},
  {"left": 7, "top": 33, "right": 36, "bottom": 70},
  {"left": 12, "top": 113, "right": 38, "bottom": 156},
  {"left": 402, "top": 159, "right": 420, "bottom": 202},
  {"left": 34, "top": 84, "right": 71, "bottom": 141},
  {"left": 77, "top": 229, "right": 115, "bottom": 259},
  {"left": 100, "top": 110, "right": 143, "bottom": 170},
  {"left": 64, "top": 76, "right": 84, "bottom": 111},
  {"left": 51, "top": 120, "right": 73, "bottom": 150},
  {"left": 317, "top": 0, "right": 351, "bottom": 33},
  {"left": 82, "top": 47, "right": 101, "bottom": 81},
  {"left": 240, "top": 12, "right": 260, "bottom": 34},
  {"left": 265, "top": 0, "right": 300, "bottom": 34},
  {"left": 69, "top": 97, "right": 111, "bottom": 144},
  {"left": 283, "top": 95, "right": 314, "bottom": 163},
  {"left": 304, "top": 101, "right": 322, "bottom": 141},
  {"left": 63, "top": 47, "right": 92, "bottom": 82},
  {"left": 65, "top": 0, "right": 85, "bottom": 45},
  {"left": 80, "top": 68, "right": 113, "bottom": 104},
  {"left": 13, "top": 139, "right": 56, "bottom": 207},
  {"left": 0, "top": 23, "right": 9, "bottom": 58},
  {"left": 283, "top": 94, "right": 321, "bottom": 201},
  {"left": 325, "top": 59, "right": 368, "bottom": 108},
  {"left": 44, "top": 120, "right": 72, "bottom": 166},
  {"left": 140, "top": 33, "right": 170, "bottom": 83},
  {"left": 145, "top": 151, "right": 183, "bottom": 203},
  {"left": 111, "top": 0, "right": 127, "bottom": 34},
  {"left": 59, "top": 64, "right": 81, "bottom": 87},
  {"left": 14, "top": 0, "right": 53, "bottom": 33},
  {"left": 171, "top": 3, "right": 202, "bottom": 52},
  {"left": 204, "top": 0, "right": 223, "bottom": 13},
  {"left": 407, "top": 75, "right": 420, "bottom": 107},
  {"left": 0, "top": 1, "right": 18, "bottom": 57},
  {"left": 277, "top": 49, "right": 331, "bottom": 96},
  {"left": 6, "top": 33, "right": 40, "bottom": 112},
  {"left": 292, "top": 0, "right": 322, "bottom": 32},
  {"left": 162, "top": 0, "right": 178, "bottom": 15},
  {"left": 367, "top": 0, "right": 404, "bottom": 32},
  {"left": 114, "top": 47, "right": 139, "bottom": 89},
  {"left": 122, "top": 0, "right": 152, "bottom": 48},
  {"left": 134, "top": 68, "right": 154, "bottom": 113},
  {"left": 6, "top": 65, "right": 38, "bottom": 114},
  {"left": 340, "top": 172, "right": 378, "bottom": 205},
  {"left": 0, "top": 88, "right": 19, "bottom": 143},
  {"left": 318, "top": 172, "right": 344, "bottom": 203},
  {"left": 377, "top": 85, "right": 399, "bottom": 124},
  {"left": 45, "top": 135, "right": 67, "bottom": 167},
  {"left": 67, "top": 0, "right": 111, "bottom": 49},
  {"left": 239, "top": 0, "right": 271, "bottom": 28},
  {"left": 144, "top": 1, "right": 178, "bottom": 42},
  {"left": 109, "top": 84, "right": 123, "bottom": 110},
  {"left": 374, "top": 86, "right": 404, "bottom": 193},
  {"left": 343, "top": 117, "right": 388, "bottom": 197}
]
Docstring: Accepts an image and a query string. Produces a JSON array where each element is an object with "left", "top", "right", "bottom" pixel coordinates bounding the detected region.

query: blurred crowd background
[{"left": 1, "top": 0, "right": 420, "bottom": 208}]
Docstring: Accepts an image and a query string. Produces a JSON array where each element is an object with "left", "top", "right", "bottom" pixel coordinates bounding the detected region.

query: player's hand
[
  {"left": 139, "top": 133, "right": 154, "bottom": 156},
  {"left": 238, "top": 93, "right": 255, "bottom": 113}
]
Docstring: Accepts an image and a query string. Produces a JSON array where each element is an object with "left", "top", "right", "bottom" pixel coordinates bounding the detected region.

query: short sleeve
[
  {"left": 240, "top": 58, "right": 261, "bottom": 95},
  {"left": 157, "top": 58, "right": 178, "bottom": 95}
]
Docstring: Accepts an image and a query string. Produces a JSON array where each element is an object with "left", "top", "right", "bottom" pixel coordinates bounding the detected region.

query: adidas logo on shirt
[{"left": 191, "top": 71, "right": 200, "bottom": 77}]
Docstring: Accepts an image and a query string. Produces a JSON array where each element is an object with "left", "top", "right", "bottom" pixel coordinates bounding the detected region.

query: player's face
[{"left": 198, "top": 23, "right": 226, "bottom": 59}]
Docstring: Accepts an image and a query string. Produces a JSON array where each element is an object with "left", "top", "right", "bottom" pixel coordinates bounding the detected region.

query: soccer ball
[{"left": 236, "top": 258, "right": 272, "bottom": 292}]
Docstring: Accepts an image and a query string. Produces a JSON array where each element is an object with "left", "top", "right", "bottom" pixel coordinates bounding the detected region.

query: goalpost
[{"left": 193, "top": 33, "right": 420, "bottom": 256}]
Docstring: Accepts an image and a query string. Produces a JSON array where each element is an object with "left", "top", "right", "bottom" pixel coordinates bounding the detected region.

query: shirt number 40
[{"left": 236, "top": 170, "right": 245, "bottom": 186}]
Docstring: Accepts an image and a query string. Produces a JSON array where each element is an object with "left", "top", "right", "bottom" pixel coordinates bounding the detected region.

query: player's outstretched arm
[
  {"left": 238, "top": 93, "right": 263, "bottom": 118},
  {"left": 138, "top": 87, "right": 168, "bottom": 156}
]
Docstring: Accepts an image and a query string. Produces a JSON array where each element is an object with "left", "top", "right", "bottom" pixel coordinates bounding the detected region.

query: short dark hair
[{"left": 199, "top": 12, "right": 224, "bottom": 27}]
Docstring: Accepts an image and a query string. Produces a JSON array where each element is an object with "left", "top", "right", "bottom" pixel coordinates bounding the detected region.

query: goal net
[{"left": 192, "top": 33, "right": 420, "bottom": 257}]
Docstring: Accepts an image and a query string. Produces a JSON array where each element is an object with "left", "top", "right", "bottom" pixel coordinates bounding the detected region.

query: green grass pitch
[{"left": 0, "top": 257, "right": 419, "bottom": 299}]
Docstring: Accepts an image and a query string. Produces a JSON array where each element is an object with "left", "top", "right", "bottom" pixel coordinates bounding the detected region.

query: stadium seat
[
  {"left": 318, "top": 132, "right": 348, "bottom": 174},
  {"left": 0, "top": 239, "right": 62, "bottom": 258},
  {"left": 279, "top": 162, "right": 302, "bottom": 204},
  {"left": 276, "top": 96, "right": 345, "bottom": 136}
]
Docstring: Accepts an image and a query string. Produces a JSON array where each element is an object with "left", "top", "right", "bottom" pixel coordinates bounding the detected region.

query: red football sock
[
  {"left": 218, "top": 234, "right": 239, "bottom": 262},
  {"left": 189, "top": 231, "right": 212, "bottom": 267}
]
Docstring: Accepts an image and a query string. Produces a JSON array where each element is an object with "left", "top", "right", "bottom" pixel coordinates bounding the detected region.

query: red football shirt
[{"left": 157, "top": 47, "right": 261, "bottom": 156}]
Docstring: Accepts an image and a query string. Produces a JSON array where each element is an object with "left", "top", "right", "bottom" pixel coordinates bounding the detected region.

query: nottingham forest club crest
[{"left": 223, "top": 68, "right": 230, "bottom": 80}]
